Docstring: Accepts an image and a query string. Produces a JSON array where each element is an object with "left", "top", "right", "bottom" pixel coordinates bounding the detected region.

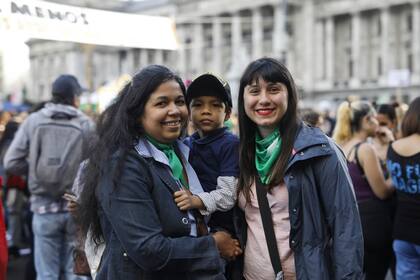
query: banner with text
[{"left": 0, "top": 0, "right": 178, "bottom": 50}]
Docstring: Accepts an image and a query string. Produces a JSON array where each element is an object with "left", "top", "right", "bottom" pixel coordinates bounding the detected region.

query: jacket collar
[
  {"left": 135, "top": 137, "right": 190, "bottom": 166},
  {"left": 190, "top": 127, "right": 228, "bottom": 145},
  {"left": 41, "top": 102, "right": 80, "bottom": 118},
  {"left": 134, "top": 137, "right": 204, "bottom": 195}
]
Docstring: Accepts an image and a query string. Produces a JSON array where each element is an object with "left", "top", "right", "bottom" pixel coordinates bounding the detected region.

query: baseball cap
[
  {"left": 186, "top": 73, "right": 232, "bottom": 107},
  {"left": 51, "top": 75, "right": 83, "bottom": 98}
]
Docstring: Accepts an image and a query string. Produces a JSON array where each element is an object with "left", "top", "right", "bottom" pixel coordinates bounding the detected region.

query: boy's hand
[
  {"left": 67, "top": 200, "right": 79, "bottom": 217},
  {"left": 174, "top": 190, "right": 204, "bottom": 210}
]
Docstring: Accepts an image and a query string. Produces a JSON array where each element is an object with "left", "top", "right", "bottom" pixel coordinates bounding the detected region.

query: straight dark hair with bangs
[{"left": 237, "top": 57, "right": 299, "bottom": 202}]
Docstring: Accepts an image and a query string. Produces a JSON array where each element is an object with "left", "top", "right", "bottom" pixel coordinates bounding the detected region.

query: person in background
[
  {"left": 372, "top": 104, "right": 398, "bottom": 165},
  {"left": 77, "top": 65, "right": 240, "bottom": 279},
  {"left": 0, "top": 117, "right": 28, "bottom": 258},
  {"left": 333, "top": 100, "right": 394, "bottom": 280},
  {"left": 3, "top": 75, "right": 95, "bottom": 280},
  {"left": 386, "top": 97, "right": 420, "bottom": 280},
  {"left": 0, "top": 195, "right": 7, "bottom": 280},
  {"left": 300, "top": 109, "right": 324, "bottom": 128},
  {"left": 235, "top": 58, "right": 363, "bottom": 280}
]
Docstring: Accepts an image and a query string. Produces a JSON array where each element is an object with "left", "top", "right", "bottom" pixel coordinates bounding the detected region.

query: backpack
[{"left": 31, "top": 112, "right": 87, "bottom": 198}]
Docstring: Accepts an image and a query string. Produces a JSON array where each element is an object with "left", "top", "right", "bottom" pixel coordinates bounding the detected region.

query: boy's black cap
[
  {"left": 186, "top": 73, "right": 232, "bottom": 107},
  {"left": 51, "top": 75, "right": 83, "bottom": 98}
]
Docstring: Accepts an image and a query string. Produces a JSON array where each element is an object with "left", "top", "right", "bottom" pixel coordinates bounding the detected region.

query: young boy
[{"left": 174, "top": 73, "right": 239, "bottom": 235}]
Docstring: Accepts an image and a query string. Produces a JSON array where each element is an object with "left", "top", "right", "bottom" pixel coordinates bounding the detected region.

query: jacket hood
[
  {"left": 286, "top": 123, "right": 334, "bottom": 172},
  {"left": 41, "top": 102, "right": 81, "bottom": 118},
  {"left": 293, "top": 123, "right": 329, "bottom": 153}
]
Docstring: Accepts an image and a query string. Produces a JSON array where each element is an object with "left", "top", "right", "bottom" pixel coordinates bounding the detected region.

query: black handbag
[{"left": 255, "top": 177, "right": 284, "bottom": 280}]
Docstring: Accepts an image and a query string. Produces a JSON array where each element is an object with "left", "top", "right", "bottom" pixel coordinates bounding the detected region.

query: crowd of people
[{"left": 0, "top": 57, "right": 418, "bottom": 280}]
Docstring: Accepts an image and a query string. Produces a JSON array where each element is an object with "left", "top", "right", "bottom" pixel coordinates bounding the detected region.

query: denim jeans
[
  {"left": 393, "top": 239, "right": 420, "bottom": 280},
  {"left": 32, "top": 212, "right": 85, "bottom": 280}
]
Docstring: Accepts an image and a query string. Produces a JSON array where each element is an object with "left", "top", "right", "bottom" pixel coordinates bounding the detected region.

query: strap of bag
[{"left": 255, "top": 177, "right": 283, "bottom": 278}]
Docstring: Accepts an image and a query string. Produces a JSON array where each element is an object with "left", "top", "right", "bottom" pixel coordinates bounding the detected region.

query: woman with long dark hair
[
  {"left": 387, "top": 97, "right": 420, "bottom": 279},
  {"left": 234, "top": 57, "right": 363, "bottom": 279},
  {"left": 78, "top": 65, "right": 239, "bottom": 279},
  {"left": 333, "top": 100, "right": 394, "bottom": 279},
  {"left": 372, "top": 104, "right": 398, "bottom": 167}
]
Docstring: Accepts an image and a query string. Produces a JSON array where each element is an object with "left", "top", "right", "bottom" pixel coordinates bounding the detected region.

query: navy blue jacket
[
  {"left": 234, "top": 124, "right": 364, "bottom": 280},
  {"left": 95, "top": 146, "right": 225, "bottom": 280}
]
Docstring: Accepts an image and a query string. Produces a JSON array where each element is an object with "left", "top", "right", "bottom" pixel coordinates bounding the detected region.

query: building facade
[
  {"left": 27, "top": 0, "right": 420, "bottom": 106},
  {"left": 0, "top": 52, "right": 4, "bottom": 95}
]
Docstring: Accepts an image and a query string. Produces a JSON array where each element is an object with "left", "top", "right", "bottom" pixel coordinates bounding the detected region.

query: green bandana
[
  {"left": 255, "top": 130, "right": 282, "bottom": 184},
  {"left": 145, "top": 135, "right": 188, "bottom": 188}
]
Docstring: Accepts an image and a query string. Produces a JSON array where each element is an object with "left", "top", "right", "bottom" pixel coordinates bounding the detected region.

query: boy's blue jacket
[{"left": 234, "top": 123, "right": 364, "bottom": 280}]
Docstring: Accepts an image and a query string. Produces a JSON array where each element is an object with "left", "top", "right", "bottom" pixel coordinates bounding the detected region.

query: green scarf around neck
[
  {"left": 145, "top": 135, "right": 188, "bottom": 188},
  {"left": 255, "top": 130, "right": 282, "bottom": 184}
]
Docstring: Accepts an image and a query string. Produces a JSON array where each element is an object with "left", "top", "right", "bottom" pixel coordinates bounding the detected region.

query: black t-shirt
[{"left": 387, "top": 144, "right": 420, "bottom": 245}]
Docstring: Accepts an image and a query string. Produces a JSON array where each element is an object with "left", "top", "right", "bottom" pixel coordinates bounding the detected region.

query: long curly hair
[{"left": 77, "top": 65, "right": 187, "bottom": 244}]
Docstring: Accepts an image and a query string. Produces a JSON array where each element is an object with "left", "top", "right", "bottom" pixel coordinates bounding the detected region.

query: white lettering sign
[{"left": 0, "top": 0, "right": 178, "bottom": 50}]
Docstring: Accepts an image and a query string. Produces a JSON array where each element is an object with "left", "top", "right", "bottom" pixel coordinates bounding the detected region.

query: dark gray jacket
[
  {"left": 234, "top": 124, "right": 363, "bottom": 280},
  {"left": 96, "top": 139, "right": 225, "bottom": 280},
  {"left": 3, "top": 103, "right": 95, "bottom": 211}
]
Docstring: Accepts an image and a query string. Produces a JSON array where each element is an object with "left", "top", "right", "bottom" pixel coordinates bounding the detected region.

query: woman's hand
[
  {"left": 376, "top": 126, "right": 395, "bottom": 145},
  {"left": 212, "top": 231, "right": 243, "bottom": 261},
  {"left": 174, "top": 190, "right": 204, "bottom": 210}
]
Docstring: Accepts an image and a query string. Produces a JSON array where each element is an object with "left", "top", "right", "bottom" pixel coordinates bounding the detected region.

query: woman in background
[
  {"left": 386, "top": 97, "right": 420, "bottom": 280},
  {"left": 333, "top": 100, "right": 394, "bottom": 279},
  {"left": 373, "top": 104, "right": 397, "bottom": 165}
]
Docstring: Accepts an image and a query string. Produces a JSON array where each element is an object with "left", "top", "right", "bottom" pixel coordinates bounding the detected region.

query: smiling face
[
  {"left": 140, "top": 80, "right": 188, "bottom": 143},
  {"left": 243, "top": 78, "right": 288, "bottom": 137},
  {"left": 190, "top": 95, "right": 230, "bottom": 138}
]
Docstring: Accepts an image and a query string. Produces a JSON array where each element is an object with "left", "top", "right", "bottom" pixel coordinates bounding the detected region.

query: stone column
[
  {"left": 350, "top": 12, "right": 361, "bottom": 87},
  {"left": 192, "top": 21, "right": 203, "bottom": 75},
  {"left": 412, "top": 2, "right": 420, "bottom": 84},
  {"left": 176, "top": 25, "right": 187, "bottom": 77},
  {"left": 273, "top": 2, "right": 287, "bottom": 61},
  {"left": 212, "top": 16, "right": 223, "bottom": 74},
  {"left": 315, "top": 19, "right": 324, "bottom": 80},
  {"left": 140, "top": 49, "right": 148, "bottom": 68},
  {"left": 325, "top": 16, "right": 335, "bottom": 85},
  {"left": 252, "top": 6, "right": 263, "bottom": 59},
  {"left": 379, "top": 7, "right": 389, "bottom": 85},
  {"left": 231, "top": 12, "right": 242, "bottom": 62},
  {"left": 154, "top": 50, "right": 164, "bottom": 65}
]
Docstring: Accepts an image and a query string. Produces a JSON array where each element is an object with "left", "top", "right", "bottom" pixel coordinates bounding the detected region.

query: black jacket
[
  {"left": 96, "top": 145, "right": 225, "bottom": 280},
  {"left": 234, "top": 124, "right": 364, "bottom": 279}
]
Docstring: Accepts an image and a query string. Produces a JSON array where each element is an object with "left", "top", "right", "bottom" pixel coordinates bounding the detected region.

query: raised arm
[{"left": 358, "top": 143, "right": 393, "bottom": 199}]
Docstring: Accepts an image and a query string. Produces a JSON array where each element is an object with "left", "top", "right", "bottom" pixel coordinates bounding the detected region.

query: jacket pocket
[{"left": 122, "top": 251, "right": 144, "bottom": 279}]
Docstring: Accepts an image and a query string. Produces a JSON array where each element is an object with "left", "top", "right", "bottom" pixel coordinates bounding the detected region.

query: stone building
[
  {"left": 0, "top": 52, "right": 4, "bottom": 95},
  {"left": 27, "top": 0, "right": 420, "bottom": 105}
]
